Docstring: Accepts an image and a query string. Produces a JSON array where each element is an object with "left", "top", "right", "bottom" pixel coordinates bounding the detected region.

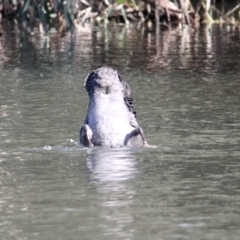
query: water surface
[{"left": 0, "top": 24, "right": 240, "bottom": 240}]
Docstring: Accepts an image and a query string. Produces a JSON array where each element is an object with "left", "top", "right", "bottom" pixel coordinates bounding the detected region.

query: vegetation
[{"left": 0, "top": 0, "right": 240, "bottom": 34}]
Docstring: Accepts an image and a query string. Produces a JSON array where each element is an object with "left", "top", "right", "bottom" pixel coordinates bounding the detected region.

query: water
[{"left": 0, "top": 23, "right": 240, "bottom": 240}]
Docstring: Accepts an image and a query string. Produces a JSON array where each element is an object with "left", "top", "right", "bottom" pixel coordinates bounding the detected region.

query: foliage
[{"left": 0, "top": 0, "right": 239, "bottom": 34}]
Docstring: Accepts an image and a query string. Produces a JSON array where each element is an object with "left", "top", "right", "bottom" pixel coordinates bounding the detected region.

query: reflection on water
[
  {"left": 0, "top": 23, "right": 240, "bottom": 240},
  {"left": 86, "top": 148, "right": 138, "bottom": 183},
  {"left": 147, "top": 24, "right": 240, "bottom": 74},
  {"left": 86, "top": 148, "right": 139, "bottom": 239},
  {"left": 1, "top": 23, "right": 239, "bottom": 75}
]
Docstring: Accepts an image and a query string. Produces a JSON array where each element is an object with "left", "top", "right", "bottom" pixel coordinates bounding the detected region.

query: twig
[
  {"left": 224, "top": 3, "right": 240, "bottom": 17},
  {"left": 211, "top": 5, "right": 232, "bottom": 24},
  {"left": 155, "top": 0, "right": 159, "bottom": 25}
]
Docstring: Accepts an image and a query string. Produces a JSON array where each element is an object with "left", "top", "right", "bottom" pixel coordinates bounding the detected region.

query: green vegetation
[{"left": 0, "top": 0, "right": 239, "bottom": 34}]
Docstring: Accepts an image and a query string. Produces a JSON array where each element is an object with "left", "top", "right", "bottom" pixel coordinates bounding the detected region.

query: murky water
[{"left": 0, "top": 24, "right": 240, "bottom": 240}]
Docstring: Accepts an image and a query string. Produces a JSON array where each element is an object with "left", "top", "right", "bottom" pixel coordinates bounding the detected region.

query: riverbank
[{"left": 0, "top": 0, "right": 239, "bottom": 35}]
